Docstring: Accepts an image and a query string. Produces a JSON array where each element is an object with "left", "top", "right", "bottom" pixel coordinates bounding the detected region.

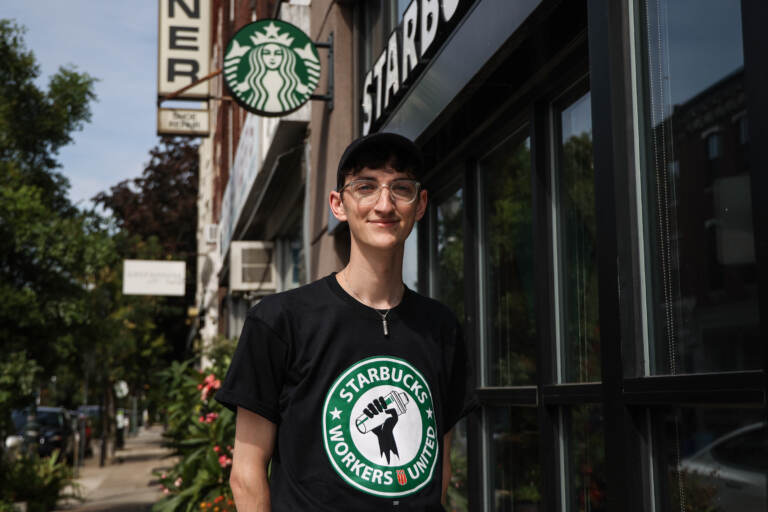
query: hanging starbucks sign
[{"left": 223, "top": 19, "right": 320, "bottom": 117}]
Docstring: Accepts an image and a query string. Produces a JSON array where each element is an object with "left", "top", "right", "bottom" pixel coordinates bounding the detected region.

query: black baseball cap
[{"left": 336, "top": 132, "right": 424, "bottom": 190}]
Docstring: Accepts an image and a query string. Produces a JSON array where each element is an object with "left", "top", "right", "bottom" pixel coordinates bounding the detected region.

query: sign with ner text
[{"left": 158, "top": 0, "right": 211, "bottom": 99}]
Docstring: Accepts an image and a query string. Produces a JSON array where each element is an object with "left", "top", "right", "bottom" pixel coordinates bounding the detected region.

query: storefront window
[
  {"left": 564, "top": 405, "right": 606, "bottom": 512},
  {"left": 479, "top": 133, "right": 536, "bottom": 386},
  {"left": 654, "top": 407, "right": 766, "bottom": 511},
  {"left": 432, "top": 188, "right": 468, "bottom": 511},
  {"left": 637, "top": 0, "right": 759, "bottom": 375},
  {"left": 434, "top": 189, "right": 465, "bottom": 322},
  {"left": 555, "top": 91, "right": 600, "bottom": 383},
  {"left": 488, "top": 407, "right": 541, "bottom": 512}
]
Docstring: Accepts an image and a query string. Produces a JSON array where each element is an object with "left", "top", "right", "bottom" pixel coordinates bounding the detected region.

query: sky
[{"left": 3, "top": 1, "right": 160, "bottom": 207}]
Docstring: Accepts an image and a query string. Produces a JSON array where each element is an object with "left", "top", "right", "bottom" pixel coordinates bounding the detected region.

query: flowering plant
[{"left": 153, "top": 338, "right": 236, "bottom": 512}]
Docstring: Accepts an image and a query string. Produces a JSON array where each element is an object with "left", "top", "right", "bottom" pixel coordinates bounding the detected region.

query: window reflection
[
  {"left": 488, "top": 407, "right": 541, "bottom": 512},
  {"left": 432, "top": 188, "right": 469, "bottom": 511},
  {"left": 446, "top": 417, "right": 469, "bottom": 512},
  {"left": 656, "top": 408, "right": 766, "bottom": 511},
  {"left": 480, "top": 134, "right": 536, "bottom": 386},
  {"left": 556, "top": 91, "right": 600, "bottom": 383},
  {"left": 565, "top": 405, "right": 606, "bottom": 512},
  {"left": 638, "top": 0, "right": 759, "bottom": 375},
  {"left": 435, "top": 189, "right": 465, "bottom": 323}
]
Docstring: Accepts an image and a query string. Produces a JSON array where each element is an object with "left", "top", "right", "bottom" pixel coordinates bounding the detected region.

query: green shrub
[{"left": 0, "top": 450, "right": 81, "bottom": 512}]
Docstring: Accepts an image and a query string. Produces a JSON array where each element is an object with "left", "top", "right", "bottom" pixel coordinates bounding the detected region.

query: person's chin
[{"left": 363, "top": 233, "right": 401, "bottom": 250}]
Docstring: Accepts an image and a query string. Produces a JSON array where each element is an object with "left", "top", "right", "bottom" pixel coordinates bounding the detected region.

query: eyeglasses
[{"left": 339, "top": 179, "right": 421, "bottom": 205}]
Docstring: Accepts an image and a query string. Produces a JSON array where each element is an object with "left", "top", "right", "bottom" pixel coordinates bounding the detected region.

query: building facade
[{"left": 194, "top": 0, "right": 768, "bottom": 510}]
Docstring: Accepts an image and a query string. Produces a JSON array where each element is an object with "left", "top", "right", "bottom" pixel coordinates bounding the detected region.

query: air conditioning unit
[
  {"left": 230, "top": 241, "right": 277, "bottom": 293},
  {"left": 205, "top": 223, "right": 218, "bottom": 245}
]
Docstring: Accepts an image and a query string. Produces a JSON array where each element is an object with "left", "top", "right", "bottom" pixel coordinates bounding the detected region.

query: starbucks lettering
[{"left": 362, "top": 0, "right": 465, "bottom": 134}]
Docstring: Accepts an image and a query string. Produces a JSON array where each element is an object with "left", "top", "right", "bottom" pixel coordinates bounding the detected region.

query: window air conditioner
[
  {"left": 205, "top": 223, "right": 218, "bottom": 245},
  {"left": 229, "top": 241, "right": 277, "bottom": 293}
]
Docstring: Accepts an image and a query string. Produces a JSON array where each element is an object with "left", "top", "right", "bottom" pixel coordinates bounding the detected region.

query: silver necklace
[{"left": 342, "top": 270, "right": 400, "bottom": 336}]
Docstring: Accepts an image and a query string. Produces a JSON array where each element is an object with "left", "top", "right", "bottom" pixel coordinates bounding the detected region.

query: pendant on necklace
[{"left": 382, "top": 318, "right": 389, "bottom": 336}]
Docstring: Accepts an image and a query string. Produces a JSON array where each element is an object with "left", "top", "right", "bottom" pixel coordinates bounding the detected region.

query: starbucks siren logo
[
  {"left": 322, "top": 356, "right": 439, "bottom": 498},
  {"left": 223, "top": 19, "right": 320, "bottom": 116}
]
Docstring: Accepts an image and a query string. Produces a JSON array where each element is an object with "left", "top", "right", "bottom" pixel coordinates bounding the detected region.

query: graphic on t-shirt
[
  {"left": 322, "top": 356, "right": 438, "bottom": 498},
  {"left": 355, "top": 391, "right": 409, "bottom": 463}
]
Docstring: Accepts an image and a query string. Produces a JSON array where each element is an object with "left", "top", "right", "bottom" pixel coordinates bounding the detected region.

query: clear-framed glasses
[{"left": 339, "top": 179, "right": 421, "bottom": 205}]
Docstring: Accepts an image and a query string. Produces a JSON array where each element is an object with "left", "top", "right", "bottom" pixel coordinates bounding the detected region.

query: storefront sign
[
  {"left": 122, "top": 259, "right": 186, "bottom": 296},
  {"left": 158, "top": 0, "right": 211, "bottom": 99},
  {"left": 361, "top": 0, "right": 464, "bottom": 135},
  {"left": 157, "top": 107, "right": 210, "bottom": 136},
  {"left": 222, "top": 19, "right": 320, "bottom": 116}
]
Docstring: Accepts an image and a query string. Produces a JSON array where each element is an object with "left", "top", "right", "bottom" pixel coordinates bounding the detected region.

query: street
[{"left": 55, "top": 426, "right": 173, "bottom": 512}]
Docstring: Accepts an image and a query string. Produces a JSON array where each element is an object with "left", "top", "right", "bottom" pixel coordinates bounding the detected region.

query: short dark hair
[{"left": 336, "top": 132, "right": 424, "bottom": 190}]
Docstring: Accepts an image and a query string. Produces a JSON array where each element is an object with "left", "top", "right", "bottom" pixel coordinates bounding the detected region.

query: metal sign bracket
[{"left": 310, "top": 32, "right": 334, "bottom": 111}]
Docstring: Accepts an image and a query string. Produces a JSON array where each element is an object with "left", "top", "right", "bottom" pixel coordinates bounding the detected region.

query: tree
[
  {"left": 0, "top": 20, "right": 96, "bottom": 212},
  {"left": 0, "top": 19, "right": 113, "bottom": 449},
  {"left": 93, "top": 137, "right": 199, "bottom": 361},
  {"left": 0, "top": 19, "right": 100, "bottom": 370}
]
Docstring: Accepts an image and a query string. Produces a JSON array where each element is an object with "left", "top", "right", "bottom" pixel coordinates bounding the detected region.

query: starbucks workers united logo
[
  {"left": 322, "top": 356, "right": 439, "bottom": 498},
  {"left": 223, "top": 20, "right": 320, "bottom": 116}
]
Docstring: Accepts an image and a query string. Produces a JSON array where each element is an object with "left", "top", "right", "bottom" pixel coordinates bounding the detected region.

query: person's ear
[
  {"left": 329, "top": 190, "right": 348, "bottom": 222},
  {"left": 414, "top": 189, "right": 428, "bottom": 221}
]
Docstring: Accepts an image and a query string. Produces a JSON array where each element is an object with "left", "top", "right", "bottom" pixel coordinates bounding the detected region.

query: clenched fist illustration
[{"left": 363, "top": 396, "right": 399, "bottom": 463}]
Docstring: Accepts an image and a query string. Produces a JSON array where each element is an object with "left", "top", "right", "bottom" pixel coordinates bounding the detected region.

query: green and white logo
[
  {"left": 322, "top": 356, "right": 439, "bottom": 498},
  {"left": 223, "top": 19, "right": 320, "bottom": 116}
]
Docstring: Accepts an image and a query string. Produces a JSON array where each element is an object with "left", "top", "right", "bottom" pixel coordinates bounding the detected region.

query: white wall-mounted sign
[
  {"left": 123, "top": 259, "right": 186, "bottom": 296},
  {"left": 158, "top": 0, "right": 211, "bottom": 99},
  {"left": 157, "top": 107, "right": 210, "bottom": 136}
]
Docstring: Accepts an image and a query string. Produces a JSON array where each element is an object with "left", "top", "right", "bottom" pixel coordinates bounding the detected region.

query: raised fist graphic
[{"left": 363, "top": 396, "right": 400, "bottom": 463}]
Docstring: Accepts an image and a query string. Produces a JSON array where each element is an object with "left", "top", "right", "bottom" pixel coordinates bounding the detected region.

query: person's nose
[{"left": 373, "top": 185, "right": 396, "bottom": 214}]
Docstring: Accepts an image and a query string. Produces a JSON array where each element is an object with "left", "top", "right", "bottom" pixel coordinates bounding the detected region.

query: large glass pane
[
  {"left": 555, "top": 91, "right": 601, "bottom": 383},
  {"left": 488, "top": 407, "right": 541, "bottom": 512},
  {"left": 480, "top": 134, "right": 536, "bottom": 386},
  {"left": 435, "top": 189, "right": 465, "bottom": 323},
  {"left": 431, "top": 188, "right": 469, "bottom": 511},
  {"left": 564, "top": 405, "right": 606, "bottom": 512},
  {"left": 638, "top": 0, "right": 759, "bottom": 374},
  {"left": 446, "top": 417, "right": 469, "bottom": 512},
  {"left": 654, "top": 407, "right": 766, "bottom": 511}
]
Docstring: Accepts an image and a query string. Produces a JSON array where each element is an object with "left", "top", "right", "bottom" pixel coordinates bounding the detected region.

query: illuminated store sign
[{"left": 361, "top": 0, "right": 463, "bottom": 135}]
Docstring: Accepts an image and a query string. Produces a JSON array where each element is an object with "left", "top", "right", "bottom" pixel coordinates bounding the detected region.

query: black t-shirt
[{"left": 215, "top": 273, "right": 475, "bottom": 511}]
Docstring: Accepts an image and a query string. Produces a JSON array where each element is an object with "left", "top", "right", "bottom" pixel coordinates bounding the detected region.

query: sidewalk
[{"left": 56, "top": 426, "right": 175, "bottom": 512}]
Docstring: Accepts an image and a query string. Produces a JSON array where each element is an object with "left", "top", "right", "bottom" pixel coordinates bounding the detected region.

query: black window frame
[{"left": 412, "top": 0, "right": 768, "bottom": 510}]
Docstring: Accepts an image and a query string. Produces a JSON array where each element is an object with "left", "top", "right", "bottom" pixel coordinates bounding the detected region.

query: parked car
[
  {"left": 680, "top": 422, "right": 767, "bottom": 510},
  {"left": 11, "top": 407, "right": 77, "bottom": 464}
]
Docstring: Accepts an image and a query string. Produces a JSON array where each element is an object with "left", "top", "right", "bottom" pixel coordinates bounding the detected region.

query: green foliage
[
  {"left": 0, "top": 450, "right": 81, "bottom": 512},
  {"left": 0, "top": 19, "right": 96, "bottom": 211},
  {"left": 0, "top": 352, "right": 41, "bottom": 440},
  {"left": 153, "top": 339, "right": 237, "bottom": 512},
  {"left": 0, "top": 18, "right": 106, "bottom": 410}
]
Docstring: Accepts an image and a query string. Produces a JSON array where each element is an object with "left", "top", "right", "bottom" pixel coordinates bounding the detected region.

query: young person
[{"left": 216, "top": 132, "right": 475, "bottom": 511}]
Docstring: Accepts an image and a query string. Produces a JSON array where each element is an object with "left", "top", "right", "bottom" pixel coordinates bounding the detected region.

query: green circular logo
[
  {"left": 223, "top": 19, "right": 320, "bottom": 116},
  {"left": 322, "top": 356, "right": 439, "bottom": 498}
]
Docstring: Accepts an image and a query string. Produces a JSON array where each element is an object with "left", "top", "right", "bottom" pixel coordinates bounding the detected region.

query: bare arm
[
  {"left": 441, "top": 429, "right": 453, "bottom": 506},
  {"left": 230, "top": 407, "right": 277, "bottom": 512}
]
